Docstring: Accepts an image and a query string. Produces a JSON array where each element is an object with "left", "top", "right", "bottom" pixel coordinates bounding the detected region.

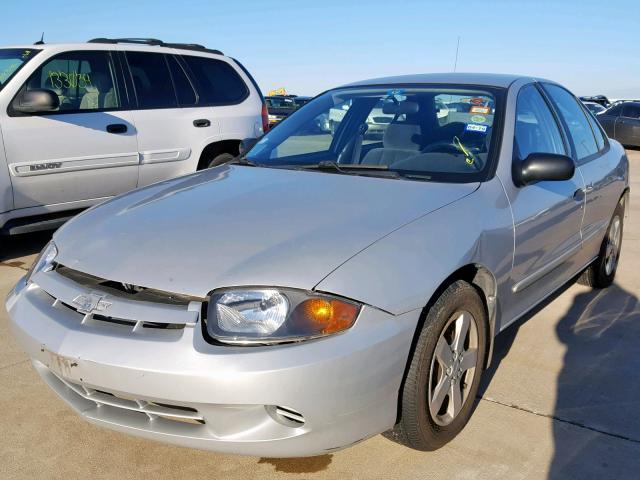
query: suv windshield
[
  {"left": 247, "top": 85, "right": 502, "bottom": 182},
  {"left": 0, "top": 48, "right": 39, "bottom": 90}
]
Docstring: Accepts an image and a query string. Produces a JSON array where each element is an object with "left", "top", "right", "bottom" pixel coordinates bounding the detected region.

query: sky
[{"left": 2, "top": 0, "right": 639, "bottom": 98}]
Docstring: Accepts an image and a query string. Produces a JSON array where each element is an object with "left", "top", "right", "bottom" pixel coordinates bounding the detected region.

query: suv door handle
[
  {"left": 106, "top": 123, "right": 128, "bottom": 134},
  {"left": 193, "top": 119, "right": 211, "bottom": 128}
]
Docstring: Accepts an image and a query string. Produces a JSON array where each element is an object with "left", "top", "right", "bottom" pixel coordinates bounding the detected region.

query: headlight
[
  {"left": 25, "top": 241, "right": 58, "bottom": 283},
  {"left": 205, "top": 288, "right": 361, "bottom": 345}
]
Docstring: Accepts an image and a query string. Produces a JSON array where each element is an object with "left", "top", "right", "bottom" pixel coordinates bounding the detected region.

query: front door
[
  {"left": 505, "top": 84, "right": 584, "bottom": 321},
  {"left": 1, "top": 50, "right": 139, "bottom": 209}
]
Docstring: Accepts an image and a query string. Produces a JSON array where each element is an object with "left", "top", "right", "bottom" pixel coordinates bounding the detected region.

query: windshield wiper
[
  {"left": 303, "top": 160, "right": 391, "bottom": 172},
  {"left": 276, "top": 161, "right": 432, "bottom": 181}
]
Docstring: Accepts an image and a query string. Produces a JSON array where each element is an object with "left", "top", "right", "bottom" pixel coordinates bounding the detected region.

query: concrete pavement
[{"left": 1, "top": 152, "right": 640, "bottom": 479}]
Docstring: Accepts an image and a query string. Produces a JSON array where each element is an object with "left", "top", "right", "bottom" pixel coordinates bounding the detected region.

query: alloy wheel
[
  {"left": 428, "top": 310, "right": 479, "bottom": 426},
  {"left": 605, "top": 215, "right": 622, "bottom": 276}
]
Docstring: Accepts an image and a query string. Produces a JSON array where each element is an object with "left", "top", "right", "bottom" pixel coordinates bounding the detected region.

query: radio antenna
[
  {"left": 453, "top": 36, "right": 460, "bottom": 72},
  {"left": 34, "top": 32, "right": 45, "bottom": 45}
]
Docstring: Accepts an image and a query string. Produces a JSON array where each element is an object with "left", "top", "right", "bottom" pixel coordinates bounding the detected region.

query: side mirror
[
  {"left": 12, "top": 89, "right": 60, "bottom": 114},
  {"left": 239, "top": 137, "right": 259, "bottom": 156},
  {"left": 514, "top": 153, "right": 575, "bottom": 187}
]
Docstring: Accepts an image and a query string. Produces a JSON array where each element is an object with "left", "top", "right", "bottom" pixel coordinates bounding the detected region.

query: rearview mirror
[
  {"left": 12, "top": 89, "right": 60, "bottom": 114},
  {"left": 514, "top": 153, "right": 575, "bottom": 186},
  {"left": 382, "top": 101, "right": 419, "bottom": 115},
  {"left": 239, "top": 137, "right": 259, "bottom": 156}
]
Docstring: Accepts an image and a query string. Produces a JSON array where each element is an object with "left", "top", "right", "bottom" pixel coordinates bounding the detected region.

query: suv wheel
[{"left": 206, "top": 152, "right": 235, "bottom": 169}]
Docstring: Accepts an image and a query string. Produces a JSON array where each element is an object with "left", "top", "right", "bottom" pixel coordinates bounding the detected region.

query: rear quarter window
[
  {"left": 182, "top": 56, "right": 248, "bottom": 105},
  {"left": 126, "top": 51, "right": 178, "bottom": 109}
]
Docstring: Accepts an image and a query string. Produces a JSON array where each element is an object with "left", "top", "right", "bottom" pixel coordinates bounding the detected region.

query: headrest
[{"left": 383, "top": 123, "right": 422, "bottom": 150}]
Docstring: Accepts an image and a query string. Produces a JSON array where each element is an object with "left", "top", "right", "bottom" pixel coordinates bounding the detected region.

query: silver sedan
[{"left": 6, "top": 73, "right": 629, "bottom": 457}]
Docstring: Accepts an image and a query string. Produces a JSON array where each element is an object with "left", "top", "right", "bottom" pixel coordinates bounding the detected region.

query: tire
[
  {"left": 204, "top": 152, "right": 235, "bottom": 169},
  {"left": 578, "top": 200, "right": 624, "bottom": 288},
  {"left": 384, "top": 280, "right": 487, "bottom": 451}
]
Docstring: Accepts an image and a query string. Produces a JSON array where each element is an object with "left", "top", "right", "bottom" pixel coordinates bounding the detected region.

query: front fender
[{"left": 315, "top": 177, "right": 514, "bottom": 318}]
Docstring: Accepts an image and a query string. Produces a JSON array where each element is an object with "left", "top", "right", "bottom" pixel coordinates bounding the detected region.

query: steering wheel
[{"left": 421, "top": 140, "right": 482, "bottom": 171}]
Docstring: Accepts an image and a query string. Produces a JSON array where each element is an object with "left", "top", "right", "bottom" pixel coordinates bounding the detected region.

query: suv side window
[
  {"left": 22, "top": 51, "right": 121, "bottom": 112},
  {"left": 543, "top": 84, "right": 599, "bottom": 161},
  {"left": 514, "top": 84, "right": 566, "bottom": 161},
  {"left": 167, "top": 55, "right": 197, "bottom": 106},
  {"left": 181, "top": 56, "right": 248, "bottom": 105},
  {"left": 126, "top": 52, "right": 177, "bottom": 109},
  {"left": 622, "top": 104, "right": 640, "bottom": 119}
]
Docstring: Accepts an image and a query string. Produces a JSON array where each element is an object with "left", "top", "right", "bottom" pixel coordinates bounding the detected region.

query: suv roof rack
[{"left": 87, "top": 38, "right": 223, "bottom": 55}]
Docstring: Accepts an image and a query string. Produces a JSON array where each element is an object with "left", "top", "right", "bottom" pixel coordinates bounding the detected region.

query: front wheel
[
  {"left": 578, "top": 200, "right": 624, "bottom": 288},
  {"left": 384, "top": 280, "right": 487, "bottom": 450}
]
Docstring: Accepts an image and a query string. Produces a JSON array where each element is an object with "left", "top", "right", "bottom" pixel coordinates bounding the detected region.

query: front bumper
[{"left": 6, "top": 274, "right": 419, "bottom": 457}]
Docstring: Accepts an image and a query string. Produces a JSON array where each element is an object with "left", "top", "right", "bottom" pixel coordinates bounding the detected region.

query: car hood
[{"left": 54, "top": 166, "right": 478, "bottom": 298}]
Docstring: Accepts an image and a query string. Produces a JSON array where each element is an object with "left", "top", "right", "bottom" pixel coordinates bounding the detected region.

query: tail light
[{"left": 261, "top": 102, "right": 269, "bottom": 133}]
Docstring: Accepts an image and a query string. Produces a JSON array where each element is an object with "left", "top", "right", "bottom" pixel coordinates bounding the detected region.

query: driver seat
[{"left": 361, "top": 123, "right": 422, "bottom": 166}]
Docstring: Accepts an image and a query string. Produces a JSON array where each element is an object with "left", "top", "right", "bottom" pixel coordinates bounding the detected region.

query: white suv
[{"left": 0, "top": 38, "right": 267, "bottom": 235}]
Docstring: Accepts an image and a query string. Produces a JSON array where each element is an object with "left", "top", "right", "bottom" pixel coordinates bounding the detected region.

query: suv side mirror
[
  {"left": 514, "top": 153, "right": 575, "bottom": 186},
  {"left": 12, "top": 89, "right": 60, "bottom": 114},
  {"left": 239, "top": 137, "right": 259, "bottom": 156}
]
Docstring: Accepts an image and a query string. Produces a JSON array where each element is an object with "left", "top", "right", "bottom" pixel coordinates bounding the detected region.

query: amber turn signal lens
[{"left": 302, "top": 298, "right": 360, "bottom": 334}]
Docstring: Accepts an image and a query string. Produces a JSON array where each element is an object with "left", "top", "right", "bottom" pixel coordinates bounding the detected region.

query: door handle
[
  {"left": 574, "top": 184, "right": 593, "bottom": 200},
  {"left": 106, "top": 123, "right": 128, "bottom": 134},
  {"left": 193, "top": 119, "right": 211, "bottom": 128}
]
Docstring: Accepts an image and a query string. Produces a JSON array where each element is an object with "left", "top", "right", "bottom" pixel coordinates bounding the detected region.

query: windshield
[
  {"left": 0, "top": 48, "right": 39, "bottom": 90},
  {"left": 247, "top": 86, "right": 503, "bottom": 182}
]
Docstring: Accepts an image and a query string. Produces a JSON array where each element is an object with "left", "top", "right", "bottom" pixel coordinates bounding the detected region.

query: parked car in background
[
  {"left": 7, "top": 73, "right": 628, "bottom": 457},
  {"left": 598, "top": 101, "right": 640, "bottom": 147},
  {"left": 265, "top": 95, "right": 297, "bottom": 127},
  {"left": 580, "top": 95, "right": 611, "bottom": 108},
  {"left": 0, "top": 38, "right": 266, "bottom": 235},
  {"left": 582, "top": 100, "right": 606, "bottom": 116},
  {"left": 328, "top": 99, "right": 394, "bottom": 138},
  {"left": 293, "top": 96, "right": 312, "bottom": 107}
]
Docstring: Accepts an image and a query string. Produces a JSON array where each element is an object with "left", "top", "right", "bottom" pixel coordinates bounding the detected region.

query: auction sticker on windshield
[
  {"left": 466, "top": 124, "right": 487, "bottom": 133},
  {"left": 470, "top": 106, "right": 491, "bottom": 114}
]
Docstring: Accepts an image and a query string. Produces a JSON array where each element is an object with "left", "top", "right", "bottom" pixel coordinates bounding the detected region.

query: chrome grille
[{"left": 32, "top": 266, "right": 202, "bottom": 333}]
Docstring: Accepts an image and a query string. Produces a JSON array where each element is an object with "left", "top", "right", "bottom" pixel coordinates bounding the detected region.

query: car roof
[
  {"left": 343, "top": 72, "right": 552, "bottom": 89},
  {"left": 2, "top": 42, "right": 229, "bottom": 58}
]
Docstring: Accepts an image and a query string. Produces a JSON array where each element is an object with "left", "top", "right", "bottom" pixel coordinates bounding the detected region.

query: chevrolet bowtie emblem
[{"left": 72, "top": 293, "right": 112, "bottom": 315}]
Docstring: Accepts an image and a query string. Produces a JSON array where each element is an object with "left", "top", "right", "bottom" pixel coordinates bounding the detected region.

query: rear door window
[
  {"left": 543, "top": 84, "right": 599, "bottom": 161},
  {"left": 182, "top": 56, "right": 248, "bottom": 105},
  {"left": 584, "top": 109, "right": 607, "bottom": 150},
  {"left": 126, "top": 52, "right": 177, "bottom": 109},
  {"left": 22, "top": 51, "right": 121, "bottom": 112},
  {"left": 622, "top": 104, "right": 640, "bottom": 119},
  {"left": 167, "top": 55, "right": 197, "bottom": 106}
]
